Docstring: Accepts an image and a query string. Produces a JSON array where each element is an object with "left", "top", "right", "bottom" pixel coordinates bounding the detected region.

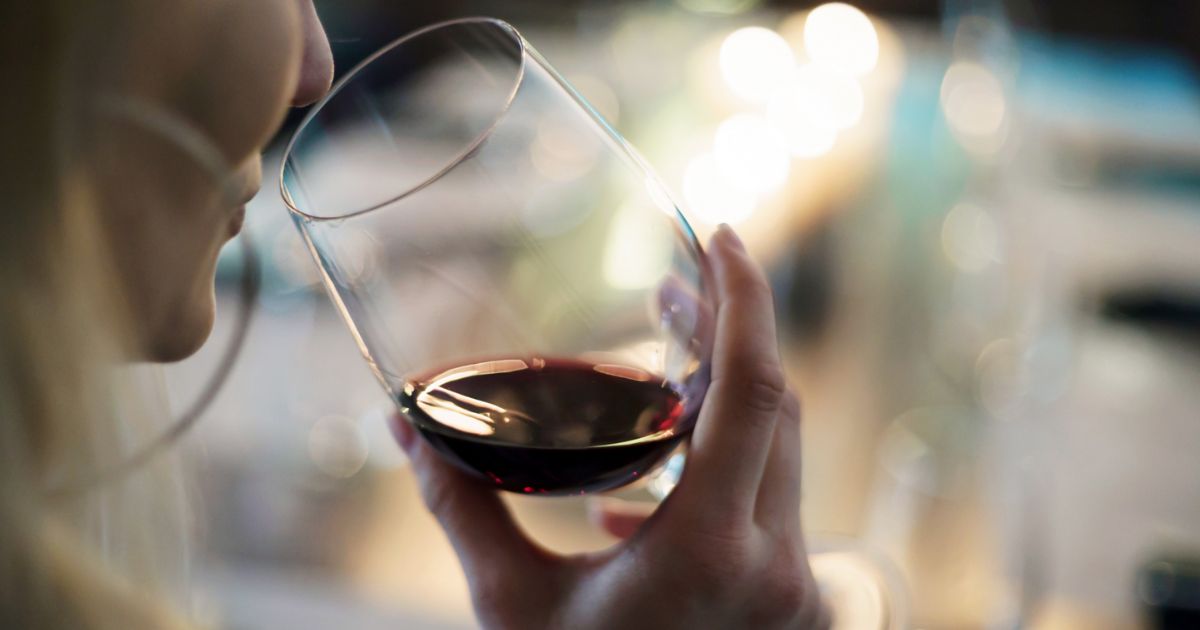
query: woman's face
[{"left": 91, "top": 0, "right": 333, "bottom": 361}]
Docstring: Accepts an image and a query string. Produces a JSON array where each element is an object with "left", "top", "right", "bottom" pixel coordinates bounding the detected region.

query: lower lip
[{"left": 229, "top": 206, "right": 246, "bottom": 237}]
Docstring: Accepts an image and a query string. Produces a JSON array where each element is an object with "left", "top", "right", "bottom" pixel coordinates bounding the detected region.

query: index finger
[{"left": 671, "top": 225, "right": 786, "bottom": 527}]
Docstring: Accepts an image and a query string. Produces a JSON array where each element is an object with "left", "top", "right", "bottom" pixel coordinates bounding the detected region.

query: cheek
[
  {"left": 87, "top": 0, "right": 302, "bottom": 361},
  {"left": 182, "top": 0, "right": 304, "bottom": 162},
  {"left": 92, "top": 129, "right": 232, "bottom": 361}
]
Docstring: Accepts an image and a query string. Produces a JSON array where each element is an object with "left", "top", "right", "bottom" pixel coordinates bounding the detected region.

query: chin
[{"left": 145, "top": 292, "right": 217, "bottom": 363}]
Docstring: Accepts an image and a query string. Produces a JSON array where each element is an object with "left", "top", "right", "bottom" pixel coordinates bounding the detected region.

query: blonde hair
[{"left": 1, "top": 3, "right": 195, "bottom": 627}]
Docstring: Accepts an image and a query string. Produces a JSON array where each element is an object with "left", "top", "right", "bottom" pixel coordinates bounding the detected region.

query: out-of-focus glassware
[
  {"left": 809, "top": 536, "right": 911, "bottom": 630},
  {"left": 280, "top": 18, "right": 711, "bottom": 496}
]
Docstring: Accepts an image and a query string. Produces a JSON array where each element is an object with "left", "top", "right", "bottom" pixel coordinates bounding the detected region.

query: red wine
[{"left": 397, "top": 357, "right": 698, "bottom": 495}]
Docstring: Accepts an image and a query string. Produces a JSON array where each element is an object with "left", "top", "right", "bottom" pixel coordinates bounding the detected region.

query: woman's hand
[{"left": 391, "top": 225, "right": 829, "bottom": 629}]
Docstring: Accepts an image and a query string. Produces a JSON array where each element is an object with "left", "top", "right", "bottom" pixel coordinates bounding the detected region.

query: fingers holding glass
[
  {"left": 672, "top": 225, "right": 786, "bottom": 528},
  {"left": 389, "top": 415, "right": 552, "bottom": 583},
  {"left": 754, "top": 388, "right": 803, "bottom": 533}
]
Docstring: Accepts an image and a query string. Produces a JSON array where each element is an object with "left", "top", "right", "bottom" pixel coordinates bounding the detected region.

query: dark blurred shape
[
  {"left": 1005, "top": 0, "right": 1200, "bottom": 72},
  {"left": 1100, "top": 288, "right": 1200, "bottom": 343},
  {"left": 1140, "top": 556, "right": 1200, "bottom": 630},
  {"left": 773, "top": 221, "right": 836, "bottom": 347}
]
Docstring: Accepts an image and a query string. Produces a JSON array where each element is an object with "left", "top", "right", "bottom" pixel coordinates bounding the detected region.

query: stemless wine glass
[{"left": 281, "top": 18, "right": 711, "bottom": 496}]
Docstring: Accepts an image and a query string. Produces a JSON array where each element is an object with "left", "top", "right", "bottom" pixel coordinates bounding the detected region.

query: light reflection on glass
[
  {"left": 592, "top": 363, "right": 654, "bottom": 382},
  {"left": 603, "top": 202, "right": 674, "bottom": 290},
  {"left": 413, "top": 359, "right": 532, "bottom": 437},
  {"left": 530, "top": 117, "right": 600, "bottom": 182},
  {"left": 568, "top": 74, "right": 621, "bottom": 124},
  {"left": 325, "top": 226, "right": 380, "bottom": 286}
]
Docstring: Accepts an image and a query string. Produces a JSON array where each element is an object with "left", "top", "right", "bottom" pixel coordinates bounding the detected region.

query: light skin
[
  {"left": 96, "top": 0, "right": 333, "bottom": 361},
  {"left": 111, "top": 2, "right": 826, "bottom": 626},
  {"left": 392, "top": 227, "right": 829, "bottom": 629}
]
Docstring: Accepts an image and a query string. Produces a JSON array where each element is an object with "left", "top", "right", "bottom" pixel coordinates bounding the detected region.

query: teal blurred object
[
  {"left": 1015, "top": 36, "right": 1200, "bottom": 201},
  {"left": 1016, "top": 36, "right": 1200, "bottom": 146}
]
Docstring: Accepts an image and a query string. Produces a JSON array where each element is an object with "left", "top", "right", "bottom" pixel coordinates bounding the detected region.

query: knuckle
[
  {"left": 746, "top": 553, "right": 811, "bottom": 626},
  {"left": 469, "top": 573, "right": 511, "bottom": 612},
  {"left": 741, "top": 362, "right": 787, "bottom": 415},
  {"left": 749, "top": 578, "right": 807, "bottom": 626},
  {"left": 772, "top": 574, "right": 809, "bottom": 614}
]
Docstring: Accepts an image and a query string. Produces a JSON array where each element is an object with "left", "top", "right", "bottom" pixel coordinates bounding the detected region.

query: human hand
[{"left": 391, "top": 225, "right": 828, "bottom": 629}]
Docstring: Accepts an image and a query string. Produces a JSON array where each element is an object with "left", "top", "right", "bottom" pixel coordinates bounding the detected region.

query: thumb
[{"left": 391, "top": 416, "right": 549, "bottom": 583}]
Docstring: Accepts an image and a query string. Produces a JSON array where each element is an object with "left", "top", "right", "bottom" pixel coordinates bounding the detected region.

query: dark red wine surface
[{"left": 397, "top": 357, "right": 696, "bottom": 495}]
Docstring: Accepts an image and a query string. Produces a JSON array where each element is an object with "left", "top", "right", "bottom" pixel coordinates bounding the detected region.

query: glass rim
[{"left": 279, "top": 16, "right": 527, "bottom": 222}]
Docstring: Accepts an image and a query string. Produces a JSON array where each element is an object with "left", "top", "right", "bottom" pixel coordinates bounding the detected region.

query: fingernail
[
  {"left": 388, "top": 414, "right": 418, "bottom": 453},
  {"left": 717, "top": 223, "right": 744, "bottom": 251}
]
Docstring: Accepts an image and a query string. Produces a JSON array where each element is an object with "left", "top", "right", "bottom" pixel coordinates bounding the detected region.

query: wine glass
[{"left": 280, "top": 18, "right": 711, "bottom": 496}]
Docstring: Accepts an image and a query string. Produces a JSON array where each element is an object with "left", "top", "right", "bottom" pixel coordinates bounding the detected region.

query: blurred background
[{"left": 165, "top": 0, "right": 1200, "bottom": 628}]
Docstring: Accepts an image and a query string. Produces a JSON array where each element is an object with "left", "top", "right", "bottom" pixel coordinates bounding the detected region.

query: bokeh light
[
  {"left": 941, "top": 202, "right": 1001, "bottom": 272},
  {"left": 719, "top": 26, "right": 796, "bottom": 103},
  {"left": 682, "top": 152, "right": 757, "bottom": 225},
  {"left": 713, "top": 113, "right": 790, "bottom": 193},
  {"left": 940, "top": 61, "right": 1006, "bottom": 139},
  {"left": 804, "top": 3, "right": 879, "bottom": 77},
  {"left": 322, "top": 226, "right": 380, "bottom": 285},
  {"left": 308, "top": 415, "right": 369, "bottom": 479},
  {"left": 569, "top": 73, "right": 621, "bottom": 124},
  {"left": 975, "top": 338, "right": 1021, "bottom": 418},
  {"left": 530, "top": 117, "right": 600, "bottom": 181},
  {"left": 809, "top": 551, "right": 891, "bottom": 629},
  {"left": 807, "top": 65, "right": 865, "bottom": 130},
  {"left": 603, "top": 202, "right": 674, "bottom": 290},
  {"left": 676, "top": 0, "right": 760, "bottom": 15},
  {"left": 766, "top": 71, "right": 839, "bottom": 158}
]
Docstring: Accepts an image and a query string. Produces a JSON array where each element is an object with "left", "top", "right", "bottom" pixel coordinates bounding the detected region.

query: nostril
[{"left": 292, "top": 60, "right": 333, "bottom": 107}]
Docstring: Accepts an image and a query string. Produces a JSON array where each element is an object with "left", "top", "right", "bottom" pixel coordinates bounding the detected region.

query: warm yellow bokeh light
[
  {"left": 810, "top": 66, "right": 864, "bottom": 129},
  {"left": 682, "top": 152, "right": 758, "bottom": 225},
  {"left": 765, "top": 71, "right": 839, "bottom": 158},
  {"left": 804, "top": 3, "right": 879, "bottom": 77},
  {"left": 719, "top": 26, "right": 796, "bottom": 103},
  {"left": 713, "top": 113, "right": 790, "bottom": 193}
]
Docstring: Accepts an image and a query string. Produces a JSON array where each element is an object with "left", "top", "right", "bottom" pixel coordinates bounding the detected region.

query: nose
[{"left": 292, "top": 1, "right": 334, "bottom": 107}]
